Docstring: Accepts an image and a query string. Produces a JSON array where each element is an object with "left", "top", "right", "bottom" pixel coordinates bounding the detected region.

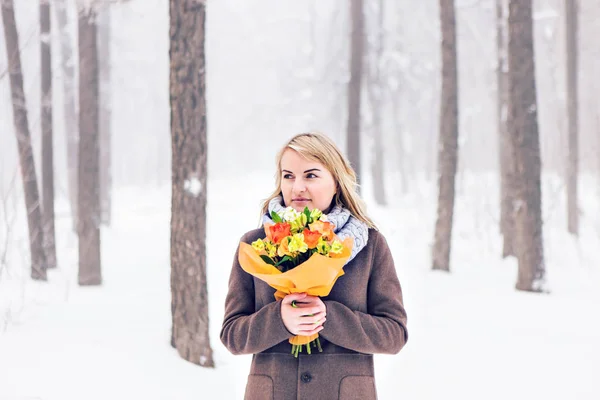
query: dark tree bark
[
  {"left": 98, "top": 5, "right": 112, "bottom": 227},
  {"left": 55, "top": 0, "right": 78, "bottom": 231},
  {"left": 368, "top": 0, "right": 386, "bottom": 205},
  {"left": 2, "top": 0, "right": 47, "bottom": 280},
  {"left": 508, "top": 0, "right": 546, "bottom": 292},
  {"left": 78, "top": 5, "right": 102, "bottom": 286},
  {"left": 496, "top": 0, "right": 516, "bottom": 258},
  {"left": 41, "top": 0, "right": 57, "bottom": 269},
  {"left": 565, "top": 0, "right": 578, "bottom": 236},
  {"left": 432, "top": 0, "right": 459, "bottom": 272},
  {"left": 169, "top": 0, "right": 214, "bottom": 368},
  {"left": 347, "top": 0, "right": 364, "bottom": 190}
]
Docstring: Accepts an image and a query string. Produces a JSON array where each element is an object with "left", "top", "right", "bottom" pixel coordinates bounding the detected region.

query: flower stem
[{"left": 291, "top": 338, "right": 323, "bottom": 358}]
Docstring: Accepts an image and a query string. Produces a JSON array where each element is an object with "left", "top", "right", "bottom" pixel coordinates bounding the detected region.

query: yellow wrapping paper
[{"left": 237, "top": 237, "right": 353, "bottom": 348}]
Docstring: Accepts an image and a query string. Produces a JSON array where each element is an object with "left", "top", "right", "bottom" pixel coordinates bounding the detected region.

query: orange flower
[
  {"left": 277, "top": 236, "right": 290, "bottom": 257},
  {"left": 268, "top": 222, "right": 291, "bottom": 244},
  {"left": 309, "top": 220, "right": 334, "bottom": 240},
  {"left": 263, "top": 222, "right": 274, "bottom": 242},
  {"left": 302, "top": 229, "right": 321, "bottom": 249}
]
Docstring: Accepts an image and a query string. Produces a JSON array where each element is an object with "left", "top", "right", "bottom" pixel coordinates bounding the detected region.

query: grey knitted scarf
[{"left": 261, "top": 196, "right": 369, "bottom": 264}]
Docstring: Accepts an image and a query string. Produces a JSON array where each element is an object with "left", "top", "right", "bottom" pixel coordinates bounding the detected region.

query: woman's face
[{"left": 280, "top": 149, "right": 337, "bottom": 213}]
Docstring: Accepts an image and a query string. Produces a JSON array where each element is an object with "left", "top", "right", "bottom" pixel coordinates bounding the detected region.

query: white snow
[
  {"left": 0, "top": 172, "right": 598, "bottom": 400},
  {"left": 1, "top": 0, "right": 600, "bottom": 399},
  {"left": 184, "top": 176, "right": 202, "bottom": 197}
]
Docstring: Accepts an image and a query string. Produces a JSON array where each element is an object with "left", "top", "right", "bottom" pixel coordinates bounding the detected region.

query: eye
[
  {"left": 306, "top": 173, "right": 318, "bottom": 179},
  {"left": 283, "top": 173, "right": 293, "bottom": 179}
]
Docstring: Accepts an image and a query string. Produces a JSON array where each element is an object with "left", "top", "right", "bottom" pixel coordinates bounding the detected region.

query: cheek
[
  {"left": 280, "top": 182, "right": 291, "bottom": 196},
  {"left": 315, "top": 183, "right": 335, "bottom": 202},
  {"left": 323, "top": 180, "right": 336, "bottom": 197}
]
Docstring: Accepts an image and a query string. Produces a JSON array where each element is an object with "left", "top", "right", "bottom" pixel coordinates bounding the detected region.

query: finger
[
  {"left": 294, "top": 296, "right": 321, "bottom": 306},
  {"left": 297, "top": 314, "right": 326, "bottom": 328},
  {"left": 283, "top": 292, "right": 307, "bottom": 305},
  {"left": 286, "top": 293, "right": 307, "bottom": 302},
  {"left": 298, "top": 312, "right": 325, "bottom": 325},
  {"left": 296, "top": 306, "right": 324, "bottom": 316},
  {"left": 297, "top": 325, "right": 324, "bottom": 336},
  {"left": 299, "top": 317, "right": 326, "bottom": 329},
  {"left": 303, "top": 294, "right": 321, "bottom": 301}
]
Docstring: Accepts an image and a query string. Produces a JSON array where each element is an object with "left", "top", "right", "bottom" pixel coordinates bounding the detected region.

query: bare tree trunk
[
  {"left": 508, "top": 0, "right": 546, "bottom": 292},
  {"left": 55, "top": 0, "right": 78, "bottom": 231},
  {"left": 170, "top": 0, "right": 214, "bottom": 368},
  {"left": 347, "top": 0, "right": 364, "bottom": 190},
  {"left": 78, "top": 5, "right": 102, "bottom": 286},
  {"left": 2, "top": 0, "right": 47, "bottom": 281},
  {"left": 41, "top": 0, "right": 57, "bottom": 269},
  {"left": 432, "top": 0, "right": 459, "bottom": 272},
  {"left": 565, "top": 0, "right": 578, "bottom": 236},
  {"left": 368, "top": 0, "right": 386, "bottom": 205},
  {"left": 496, "top": 0, "right": 516, "bottom": 258},
  {"left": 98, "top": 5, "right": 111, "bottom": 226}
]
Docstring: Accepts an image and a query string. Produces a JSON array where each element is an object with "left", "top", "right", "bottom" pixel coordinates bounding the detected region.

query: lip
[{"left": 292, "top": 198, "right": 310, "bottom": 202}]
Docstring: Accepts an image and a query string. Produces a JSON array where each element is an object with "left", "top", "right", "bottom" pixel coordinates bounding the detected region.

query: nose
[{"left": 292, "top": 178, "right": 306, "bottom": 194}]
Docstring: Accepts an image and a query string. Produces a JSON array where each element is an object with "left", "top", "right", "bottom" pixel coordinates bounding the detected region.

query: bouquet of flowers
[{"left": 237, "top": 206, "right": 353, "bottom": 357}]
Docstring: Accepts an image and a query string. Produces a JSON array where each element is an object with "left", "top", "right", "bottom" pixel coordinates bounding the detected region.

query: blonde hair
[{"left": 260, "top": 132, "right": 377, "bottom": 229}]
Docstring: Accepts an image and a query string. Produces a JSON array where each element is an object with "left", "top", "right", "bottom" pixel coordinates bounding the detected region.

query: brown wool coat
[{"left": 220, "top": 228, "right": 408, "bottom": 400}]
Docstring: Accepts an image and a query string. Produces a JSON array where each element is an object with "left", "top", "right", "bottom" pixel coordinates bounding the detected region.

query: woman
[{"left": 220, "top": 132, "right": 408, "bottom": 400}]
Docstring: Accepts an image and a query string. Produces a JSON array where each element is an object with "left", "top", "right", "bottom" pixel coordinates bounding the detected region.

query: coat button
[{"left": 301, "top": 372, "right": 312, "bottom": 383}]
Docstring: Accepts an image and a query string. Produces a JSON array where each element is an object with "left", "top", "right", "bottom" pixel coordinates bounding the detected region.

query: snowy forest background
[
  {"left": 1, "top": 0, "right": 600, "bottom": 399},
  {"left": 3, "top": 0, "right": 599, "bottom": 189}
]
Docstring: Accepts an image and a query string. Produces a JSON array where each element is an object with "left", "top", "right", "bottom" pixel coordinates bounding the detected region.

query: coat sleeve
[
  {"left": 220, "top": 233, "right": 293, "bottom": 355},
  {"left": 319, "top": 232, "right": 408, "bottom": 354}
]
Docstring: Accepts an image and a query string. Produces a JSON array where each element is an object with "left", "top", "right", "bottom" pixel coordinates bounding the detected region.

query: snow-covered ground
[
  {"left": 0, "top": 172, "right": 598, "bottom": 400},
  {"left": 2, "top": 0, "right": 599, "bottom": 398}
]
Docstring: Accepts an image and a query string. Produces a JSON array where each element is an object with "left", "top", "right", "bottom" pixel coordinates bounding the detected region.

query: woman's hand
[{"left": 281, "top": 293, "right": 327, "bottom": 336}]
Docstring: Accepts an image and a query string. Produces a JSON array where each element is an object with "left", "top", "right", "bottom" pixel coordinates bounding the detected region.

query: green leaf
[
  {"left": 260, "top": 255, "right": 276, "bottom": 266},
  {"left": 303, "top": 207, "right": 311, "bottom": 224},
  {"left": 276, "top": 255, "right": 293, "bottom": 266},
  {"left": 271, "top": 211, "right": 283, "bottom": 223}
]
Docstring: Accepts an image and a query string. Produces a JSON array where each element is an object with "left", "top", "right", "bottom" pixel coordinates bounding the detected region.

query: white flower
[
  {"left": 282, "top": 207, "right": 301, "bottom": 222},
  {"left": 319, "top": 214, "right": 328, "bottom": 222}
]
